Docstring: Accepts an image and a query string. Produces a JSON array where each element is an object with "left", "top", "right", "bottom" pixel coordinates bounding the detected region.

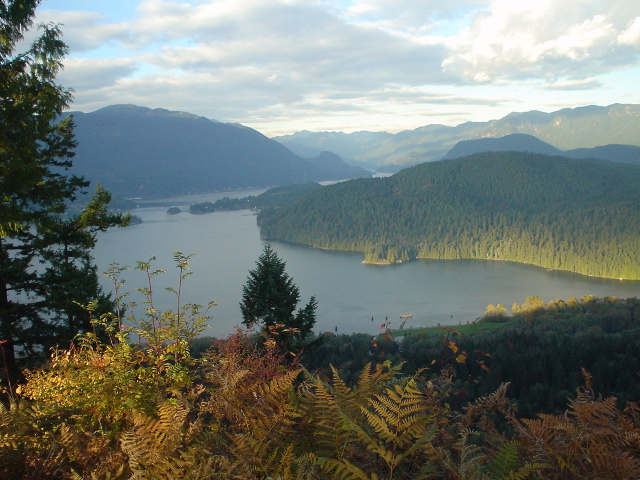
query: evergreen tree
[
  {"left": 36, "top": 186, "right": 130, "bottom": 352},
  {"left": 0, "top": 1, "right": 127, "bottom": 379},
  {"left": 240, "top": 244, "right": 317, "bottom": 346}
]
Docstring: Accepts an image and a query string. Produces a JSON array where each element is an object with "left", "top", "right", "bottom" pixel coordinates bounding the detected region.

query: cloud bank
[{"left": 39, "top": 0, "right": 640, "bottom": 134}]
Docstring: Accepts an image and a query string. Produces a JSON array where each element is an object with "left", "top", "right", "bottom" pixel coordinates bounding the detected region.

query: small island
[
  {"left": 126, "top": 214, "right": 143, "bottom": 226},
  {"left": 167, "top": 206, "right": 181, "bottom": 215}
]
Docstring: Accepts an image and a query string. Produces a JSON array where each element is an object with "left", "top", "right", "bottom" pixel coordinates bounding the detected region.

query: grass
[{"left": 389, "top": 316, "right": 513, "bottom": 339}]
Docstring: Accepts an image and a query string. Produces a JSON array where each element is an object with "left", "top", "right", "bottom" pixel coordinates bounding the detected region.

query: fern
[
  {"left": 437, "top": 429, "right": 486, "bottom": 480},
  {"left": 516, "top": 373, "right": 640, "bottom": 479},
  {"left": 318, "top": 457, "right": 378, "bottom": 480},
  {"left": 486, "top": 441, "right": 544, "bottom": 480},
  {"left": 0, "top": 398, "right": 63, "bottom": 478},
  {"left": 217, "top": 368, "right": 305, "bottom": 478},
  {"left": 311, "top": 370, "right": 438, "bottom": 480},
  {"left": 71, "top": 465, "right": 126, "bottom": 480},
  {"left": 304, "top": 375, "right": 356, "bottom": 458},
  {"left": 120, "top": 399, "right": 205, "bottom": 479},
  {"left": 0, "top": 398, "right": 34, "bottom": 450}
]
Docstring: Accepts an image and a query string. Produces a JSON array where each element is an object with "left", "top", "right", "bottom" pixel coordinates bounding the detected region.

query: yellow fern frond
[{"left": 318, "top": 457, "right": 374, "bottom": 480}]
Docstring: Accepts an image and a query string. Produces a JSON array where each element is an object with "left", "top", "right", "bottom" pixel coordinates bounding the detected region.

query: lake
[{"left": 93, "top": 189, "right": 640, "bottom": 338}]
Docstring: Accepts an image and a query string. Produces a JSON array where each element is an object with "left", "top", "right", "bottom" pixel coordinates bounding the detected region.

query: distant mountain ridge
[
  {"left": 564, "top": 144, "right": 640, "bottom": 165},
  {"left": 441, "top": 134, "right": 640, "bottom": 166},
  {"left": 274, "top": 103, "right": 640, "bottom": 169},
  {"left": 65, "top": 105, "right": 370, "bottom": 199},
  {"left": 305, "top": 151, "right": 372, "bottom": 178}
]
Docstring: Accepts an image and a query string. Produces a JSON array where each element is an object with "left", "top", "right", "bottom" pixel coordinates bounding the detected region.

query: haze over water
[{"left": 93, "top": 189, "right": 640, "bottom": 338}]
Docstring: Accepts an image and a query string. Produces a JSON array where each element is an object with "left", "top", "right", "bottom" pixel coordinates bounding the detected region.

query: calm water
[{"left": 93, "top": 189, "right": 640, "bottom": 337}]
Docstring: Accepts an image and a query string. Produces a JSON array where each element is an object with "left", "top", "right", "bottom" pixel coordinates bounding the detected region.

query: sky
[{"left": 34, "top": 0, "right": 640, "bottom": 136}]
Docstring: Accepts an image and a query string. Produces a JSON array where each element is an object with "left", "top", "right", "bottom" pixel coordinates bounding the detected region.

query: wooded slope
[{"left": 259, "top": 152, "right": 640, "bottom": 279}]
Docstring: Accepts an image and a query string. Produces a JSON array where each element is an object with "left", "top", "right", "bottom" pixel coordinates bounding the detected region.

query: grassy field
[{"left": 389, "top": 317, "right": 512, "bottom": 338}]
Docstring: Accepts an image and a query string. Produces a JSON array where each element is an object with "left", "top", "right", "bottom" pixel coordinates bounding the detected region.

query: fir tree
[
  {"left": 0, "top": 1, "right": 127, "bottom": 379},
  {"left": 240, "top": 244, "right": 317, "bottom": 347}
]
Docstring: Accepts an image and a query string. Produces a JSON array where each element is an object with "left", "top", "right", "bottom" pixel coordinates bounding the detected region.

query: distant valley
[{"left": 275, "top": 103, "right": 640, "bottom": 170}]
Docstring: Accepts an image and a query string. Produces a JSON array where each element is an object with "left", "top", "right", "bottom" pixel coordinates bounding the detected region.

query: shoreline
[{"left": 265, "top": 238, "right": 640, "bottom": 281}]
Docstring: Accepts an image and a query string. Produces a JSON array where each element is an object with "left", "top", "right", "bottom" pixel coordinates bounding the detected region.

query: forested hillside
[
  {"left": 301, "top": 295, "right": 640, "bottom": 417},
  {"left": 258, "top": 152, "right": 640, "bottom": 279},
  {"left": 441, "top": 133, "right": 562, "bottom": 160},
  {"left": 564, "top": 143, "right": 640, "bottom": 166}
]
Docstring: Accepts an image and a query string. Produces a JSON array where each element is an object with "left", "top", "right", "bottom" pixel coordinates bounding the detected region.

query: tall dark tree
[
  {"left": 240, "top": 243, "right": 317, "bottom": 347},
  {"left": 0, "top": 1, "right": 127, "bottom": 380},
  {"left": 35, "top": 186, "right": 129, "bottom": 353}
]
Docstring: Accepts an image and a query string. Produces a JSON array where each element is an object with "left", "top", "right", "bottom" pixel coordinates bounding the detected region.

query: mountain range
[
  {"left": 441, "top": 133, "right": 640, "bottom": 166},
  {"left": 275, "top": 104, "right": 640, "bottom": 170},
  {"left": 64, "top": 105, "right": 371, "bottom": 199},
  {"left": 64, "top": 103, "right": 640, "bottom": 200}
]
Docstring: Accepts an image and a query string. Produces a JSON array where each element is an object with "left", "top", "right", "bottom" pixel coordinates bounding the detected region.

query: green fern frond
[
  {"left": 487, "top": 441, "right": 521, "bottom": 479},
  {"left": 263, "top": 445, "right": 320, "bottom": 480},
  {"left": 437, "top": 429, "right": 486, "bottom": 480},
  {"left": 0, "top": 397, "right": 42, "bottom": 455},
  {"left": 505, "top": 463, "right": 546, "bottom": 480}
]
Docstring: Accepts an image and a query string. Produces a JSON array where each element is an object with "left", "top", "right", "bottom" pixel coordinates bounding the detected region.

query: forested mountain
[
  {"left": 305, "top": 151, "right": 373, "bottom": 178},
  {"left": 258, "top": 151, "right": 640, "bottom": 279},
  {"left": 64, "top": 105, "right": 370, "bottom": 198},
  {"left": 442, "top": 133, "right": 562, "bottom": 159},
  {"left": 275, "top": 103, "right": 640, "bottom": 169}
]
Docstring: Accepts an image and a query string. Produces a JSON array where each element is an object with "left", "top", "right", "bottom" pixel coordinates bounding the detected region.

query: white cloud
[
  {"left": 58, "top": 58, "right": 138, "bottom": 90},
  {"left": 543, "top": 78, "right": 604, "bottom": 91},
  {"left": 38, "top": 8, "right": 133, "bottom": 51},
  {"left": 619, "top": 17, "right": 640, "bottom": 46},
  {"left": 442, "top": 0, "right": 640, "bottom": 82},
  {"left": 130, "top": 0, "right": 455, "bottom": 101},
  {"left": 343, "top": 0, "right": 483, "bottom": 31},
  {"left": 37, "top": 0, "right": 640, "bottom": 133}
]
